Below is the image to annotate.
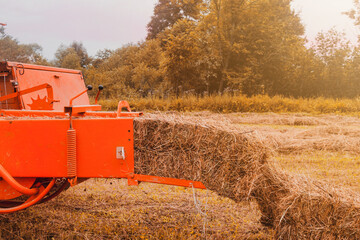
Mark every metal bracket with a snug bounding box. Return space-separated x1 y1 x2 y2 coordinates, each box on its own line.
116 147 125 159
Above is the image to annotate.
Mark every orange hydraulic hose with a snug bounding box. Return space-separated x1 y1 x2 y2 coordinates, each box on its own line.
39 181 69 204
0 164 38 195
0 178 55 213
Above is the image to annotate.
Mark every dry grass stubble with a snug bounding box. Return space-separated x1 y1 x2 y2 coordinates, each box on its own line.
0 179 269 239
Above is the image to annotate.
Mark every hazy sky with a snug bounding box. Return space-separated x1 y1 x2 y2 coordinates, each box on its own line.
0 0 358 60
292 0 358 43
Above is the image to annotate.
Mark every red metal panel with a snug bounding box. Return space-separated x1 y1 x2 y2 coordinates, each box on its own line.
74 118 134 178
0 119 68 177
15 68 89 110
0 118 134 178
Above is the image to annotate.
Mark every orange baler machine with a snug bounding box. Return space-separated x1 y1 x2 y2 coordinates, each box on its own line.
0 61 205 213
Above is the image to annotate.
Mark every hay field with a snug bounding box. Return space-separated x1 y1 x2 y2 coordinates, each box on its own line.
1 112 360 239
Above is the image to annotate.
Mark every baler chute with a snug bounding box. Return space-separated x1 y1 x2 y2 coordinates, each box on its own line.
0 61 205 213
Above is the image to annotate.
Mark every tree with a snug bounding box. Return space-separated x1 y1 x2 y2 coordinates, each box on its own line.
344 47 360 97
147 0 204 39
312 29 350 97
250 0 305 96
162 19 204 96
344 0 360 42
92 49 113 68
199 0 305 95
60 49 82 70
132 39 164 96
54 41 91 69
85 41 165 98
205 0 248 93
0 25 5 37
0 27 47 64
70 42 91 68
84 44 139 98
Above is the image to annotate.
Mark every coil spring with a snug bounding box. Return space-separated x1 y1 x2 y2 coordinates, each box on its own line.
67 129 76 177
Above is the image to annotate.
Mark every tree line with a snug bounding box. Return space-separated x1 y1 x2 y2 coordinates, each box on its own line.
2 0 360 99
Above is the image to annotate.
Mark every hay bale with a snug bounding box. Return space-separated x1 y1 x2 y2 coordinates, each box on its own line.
273 178 360 239
134 115 282 225
134 115 269 199
133 114 360 239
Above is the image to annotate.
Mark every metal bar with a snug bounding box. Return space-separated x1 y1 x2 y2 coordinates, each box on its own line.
64 105 102 115
0 109 67 117
3 74 8 108
130 174 206 189
0 109 142 118
0 83 54 103
69 89 88 106
5 61 81 74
